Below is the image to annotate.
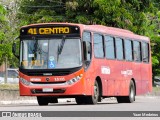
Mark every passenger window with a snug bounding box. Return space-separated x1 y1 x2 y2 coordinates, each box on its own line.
124 39 133 61
142 42 149 63
133 41 141 62
115 38 124 60
105 36 115 59
83 32 92 61
94 34 104 58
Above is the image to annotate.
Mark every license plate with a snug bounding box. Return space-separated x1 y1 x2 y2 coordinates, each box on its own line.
42 88 53 92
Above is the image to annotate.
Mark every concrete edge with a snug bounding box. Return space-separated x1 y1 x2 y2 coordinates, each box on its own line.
0 96 159 105
0 98 75 105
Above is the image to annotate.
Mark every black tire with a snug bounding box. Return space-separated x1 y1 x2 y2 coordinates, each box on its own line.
86 80 99 104
117 81 135 103
37 96 49 106
51 98 58 103
117 96 126 103
126 80 135 103
75 97 86 105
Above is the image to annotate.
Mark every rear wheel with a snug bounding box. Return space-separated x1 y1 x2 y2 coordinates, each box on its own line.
117 81 135 103
126 81 135 103
117 96 125 103
86 80 99 104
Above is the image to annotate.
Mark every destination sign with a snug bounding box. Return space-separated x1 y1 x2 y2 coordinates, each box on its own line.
28 27 70 34
20 25 80 35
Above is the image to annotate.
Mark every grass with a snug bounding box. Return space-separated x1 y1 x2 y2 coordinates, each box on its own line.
0 84 19 90
152 86 160 95
153 86 160 91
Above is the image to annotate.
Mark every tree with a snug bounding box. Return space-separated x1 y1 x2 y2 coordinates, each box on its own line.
0 4 6 42
0 4 11 83
0 4 11 66
146 11 160 79
17 0 160 82
0 0 20 68
17 0 66 24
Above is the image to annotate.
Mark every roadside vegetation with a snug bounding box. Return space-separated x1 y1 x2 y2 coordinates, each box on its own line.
0 0 160 83
152 86 160 95
0 84 19 90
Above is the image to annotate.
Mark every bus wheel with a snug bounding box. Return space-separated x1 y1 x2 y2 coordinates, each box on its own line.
126 80 135 103
116 96 125 103
117 81 135 103
86 80 99 104
51 97 58 103
75 97 86 105
37 96 49 106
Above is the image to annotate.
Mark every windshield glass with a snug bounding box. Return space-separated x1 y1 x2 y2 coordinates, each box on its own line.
20 38 82 69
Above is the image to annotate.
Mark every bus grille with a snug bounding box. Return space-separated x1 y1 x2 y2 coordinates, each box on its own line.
31 81 66 84
31 89 66 94
28 71 71 76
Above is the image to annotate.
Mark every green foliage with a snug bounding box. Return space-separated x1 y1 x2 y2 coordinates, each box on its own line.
0 3 18 67
0 43 12 64
144 11 160 77
0 0 159 76
17 0 66 25
0 4 6 22
0 4 9 65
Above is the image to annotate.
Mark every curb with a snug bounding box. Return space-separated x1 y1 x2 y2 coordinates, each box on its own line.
136 95 160 99
0 98 75 105
0 96 159 105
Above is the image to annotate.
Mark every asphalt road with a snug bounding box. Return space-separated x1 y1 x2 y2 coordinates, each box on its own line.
0 96 160 120
0 96 160 111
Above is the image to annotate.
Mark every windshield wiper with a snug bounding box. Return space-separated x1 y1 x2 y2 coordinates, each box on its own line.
58 36 66 55
57 36 66 61
32 39 43 60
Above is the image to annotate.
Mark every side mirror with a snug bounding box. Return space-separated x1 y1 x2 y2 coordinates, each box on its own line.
12 42 19 59
12 42 16 54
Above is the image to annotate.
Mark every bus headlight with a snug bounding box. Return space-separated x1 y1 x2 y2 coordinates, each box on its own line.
20 78 30 86
66 74 83 85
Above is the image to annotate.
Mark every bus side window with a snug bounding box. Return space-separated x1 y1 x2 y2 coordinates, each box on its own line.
115 38 124 60
82 32 92 67
133 41 141 62
93 33 104 58
105 36 115 59
124 39 133 61
142 42 149 63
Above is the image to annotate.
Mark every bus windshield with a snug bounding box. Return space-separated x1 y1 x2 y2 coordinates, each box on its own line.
20 38 82 69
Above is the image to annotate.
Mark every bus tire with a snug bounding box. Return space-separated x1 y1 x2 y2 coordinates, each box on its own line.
51 97 58 103
126 80 135 103
86 80 99 104
75 97 86 105
116 96 125 103
117 81 135 103
37 96 49 106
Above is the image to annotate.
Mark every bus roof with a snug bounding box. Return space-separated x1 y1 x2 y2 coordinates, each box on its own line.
83 25 149 42
21 23 150 42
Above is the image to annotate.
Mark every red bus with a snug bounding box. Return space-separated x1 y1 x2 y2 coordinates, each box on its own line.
12 23 152 105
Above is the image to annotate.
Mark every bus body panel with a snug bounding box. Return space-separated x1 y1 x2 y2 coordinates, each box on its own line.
132 62 142 95
93 59 131 97
19 68 94 96
17 23 152 102
141 63 152 94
